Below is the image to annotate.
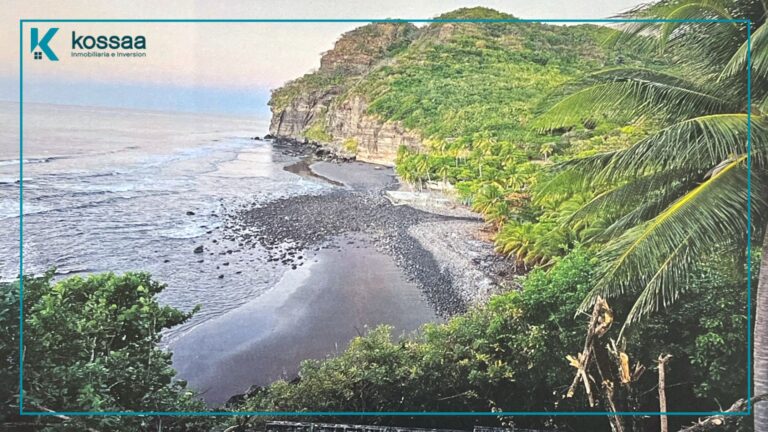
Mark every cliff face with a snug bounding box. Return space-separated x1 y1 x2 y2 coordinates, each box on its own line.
268 86 341 139
269 92 420 166
326 96 421 165
319 22 413 73
268 7 615 165
268 22 419 164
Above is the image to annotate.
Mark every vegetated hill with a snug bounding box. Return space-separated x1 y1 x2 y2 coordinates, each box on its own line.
267 7 633 165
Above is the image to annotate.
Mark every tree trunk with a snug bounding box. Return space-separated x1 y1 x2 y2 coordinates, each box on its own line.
658 354 672 432
756 233 768 432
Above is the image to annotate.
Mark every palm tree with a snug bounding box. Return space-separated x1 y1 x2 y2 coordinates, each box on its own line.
472 182 511 228
537 0 768 427
540 142 556 162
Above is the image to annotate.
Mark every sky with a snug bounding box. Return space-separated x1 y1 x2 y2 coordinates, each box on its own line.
1 0 645 117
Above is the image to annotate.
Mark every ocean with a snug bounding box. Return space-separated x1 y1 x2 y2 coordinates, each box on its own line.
1 102 438 404
0 102 330 338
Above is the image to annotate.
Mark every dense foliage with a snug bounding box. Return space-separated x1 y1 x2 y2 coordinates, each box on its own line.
258 5 759 430
535 0 766 325
4 4 761 431
532 1 767 428
269 8 669 266
231 249 752 431
365 11 661 265
358 22 610 145
0 272 216 431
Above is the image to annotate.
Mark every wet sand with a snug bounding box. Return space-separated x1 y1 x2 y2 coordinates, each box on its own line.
169 232 438 405
310 160 398 189
167 148 502 406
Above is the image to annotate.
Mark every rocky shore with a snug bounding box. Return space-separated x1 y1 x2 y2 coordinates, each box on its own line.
170 137 522 404
224 137 516 315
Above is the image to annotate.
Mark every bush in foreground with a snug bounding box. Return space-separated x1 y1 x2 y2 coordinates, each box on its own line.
235 249 750 431
0 253 750 431
0 271 216 431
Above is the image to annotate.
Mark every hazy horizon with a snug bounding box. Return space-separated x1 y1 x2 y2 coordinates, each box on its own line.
3 1 646 116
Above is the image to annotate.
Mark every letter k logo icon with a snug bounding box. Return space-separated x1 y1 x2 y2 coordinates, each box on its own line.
31 28 59 61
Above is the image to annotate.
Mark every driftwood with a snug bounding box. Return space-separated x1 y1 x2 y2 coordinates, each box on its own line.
678 393 768 432
566 297 614 406
566 297 645 432
566 299 765 432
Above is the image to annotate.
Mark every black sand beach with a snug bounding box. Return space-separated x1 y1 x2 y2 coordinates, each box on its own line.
168 232 437 405
169 141 511 405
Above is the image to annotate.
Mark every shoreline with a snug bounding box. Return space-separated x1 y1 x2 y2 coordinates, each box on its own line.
303 148 520 306
169 231 437 406
170 138 516 405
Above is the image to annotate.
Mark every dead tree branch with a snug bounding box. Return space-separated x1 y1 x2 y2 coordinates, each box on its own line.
678 393 768 432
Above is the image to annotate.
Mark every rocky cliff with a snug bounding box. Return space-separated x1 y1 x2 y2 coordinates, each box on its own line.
268 7 616 165
268 86 341 138
269 88 421 165
325 96 421 165
268 22 418 164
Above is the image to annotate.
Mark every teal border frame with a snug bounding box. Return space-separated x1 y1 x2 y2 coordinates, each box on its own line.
18 17 754 418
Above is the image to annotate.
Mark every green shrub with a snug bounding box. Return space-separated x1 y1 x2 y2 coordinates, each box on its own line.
0 272 215 431
342 138 359 154
304 120 333 143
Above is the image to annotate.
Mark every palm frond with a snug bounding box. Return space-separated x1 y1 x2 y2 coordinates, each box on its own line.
534 67 695 114
722 21 768 80
621 232 697 329
537 150 685 207
584 67 699 86
536 79 736 132
606 0 749 75
608 0 741 47
533 161 616 206
564 169 695 230
658 2 739 52
595 179 694 241
596 114 767 182
579 156 768 319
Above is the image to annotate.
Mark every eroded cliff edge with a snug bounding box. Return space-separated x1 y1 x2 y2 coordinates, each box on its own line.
268 22 420 165
267 7 612 165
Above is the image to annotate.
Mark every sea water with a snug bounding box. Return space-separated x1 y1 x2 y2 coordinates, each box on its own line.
1 102 440 404
0 102 330 339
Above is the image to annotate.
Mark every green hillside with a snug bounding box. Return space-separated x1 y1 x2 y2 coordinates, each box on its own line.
271 7 627 149
269 7 660 264
352 13 614 146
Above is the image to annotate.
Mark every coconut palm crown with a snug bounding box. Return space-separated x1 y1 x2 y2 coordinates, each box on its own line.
537 0 767 427
540 0 767 325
